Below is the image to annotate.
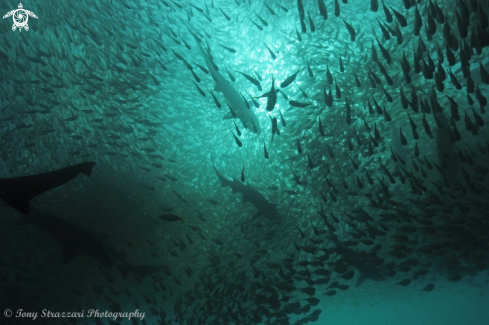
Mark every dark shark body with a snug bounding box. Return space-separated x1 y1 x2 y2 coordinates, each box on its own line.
197 42 261 134
213 164 281 221
25 206 164 279
27 206 114 265
0 162 96 214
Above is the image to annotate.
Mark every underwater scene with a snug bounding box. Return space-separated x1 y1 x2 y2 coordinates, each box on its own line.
1 0 489 324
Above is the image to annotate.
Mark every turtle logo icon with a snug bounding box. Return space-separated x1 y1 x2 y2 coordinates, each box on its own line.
3 3 38 32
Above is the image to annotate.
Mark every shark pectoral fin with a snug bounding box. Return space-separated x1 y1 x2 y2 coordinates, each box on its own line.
214 82 224 92
0 162 96 214
223 113 234 120
62 244 80 264
79 162 96 176
1 195 35 214
355 272 367 287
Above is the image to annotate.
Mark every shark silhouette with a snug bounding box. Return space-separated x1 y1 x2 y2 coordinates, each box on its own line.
0 162 96 214
23 206 164 279
212 163 281 221
197 42 261 134
1 161 164 278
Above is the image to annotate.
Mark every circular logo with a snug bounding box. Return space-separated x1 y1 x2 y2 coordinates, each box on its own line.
13 9 27 26
4 309 12 317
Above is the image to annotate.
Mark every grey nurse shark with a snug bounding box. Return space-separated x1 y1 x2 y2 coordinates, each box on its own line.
0 162 164 278
213 162 281 221
197 42 261 134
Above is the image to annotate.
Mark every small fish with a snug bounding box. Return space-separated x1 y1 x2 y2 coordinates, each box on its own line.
263 43 277 60
266 76 277 111
255 13 268 26
218 7 231 20
390 6 407 27
399 127 407 146
334 0 340 16
190 70 200 82
295 27 302 42
206 199 218 205
295 226 305 239
308 11 316 32
238 71 262 90
225 67 235 82
421 284 435 292
172 190 187 203
289 100 311 108
218 43 236 53
270 116 280 140
278 110 286 127
195 63 209 74
371 0 378 12
275 3 288 12
253 70 263 81
296 138 303 154
318 0 328 18
381 0 392 22
193 81 206 97
298 85 308 98
278 89 288 100
226 101 237 118
264 2 276 15
196 210 207 222
159 214 184 223
281 69 300 88
245 90 260 108
341 19 356 41
241 166 245 182
234 121 241 136
396 279 411 286
250 19 263 31
375 36 392 63
318 117 325 136
210 91 221 108
306 60 314 78
231 131 242 147
307 152 314 169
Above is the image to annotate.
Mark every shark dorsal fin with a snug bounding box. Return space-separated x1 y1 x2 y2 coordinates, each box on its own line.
0 162 96 214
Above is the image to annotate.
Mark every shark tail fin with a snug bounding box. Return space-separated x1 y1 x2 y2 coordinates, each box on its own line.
79 162 96 176
4 196 34 215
